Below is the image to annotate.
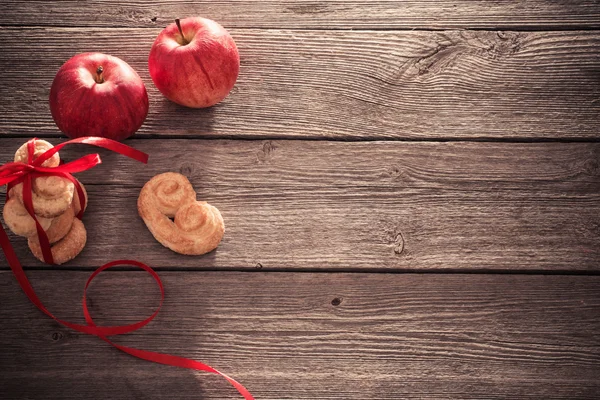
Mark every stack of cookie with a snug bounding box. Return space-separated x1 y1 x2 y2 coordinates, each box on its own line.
2 140 88 264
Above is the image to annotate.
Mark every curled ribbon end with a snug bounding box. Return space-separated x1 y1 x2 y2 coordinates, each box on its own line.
61 137 149 164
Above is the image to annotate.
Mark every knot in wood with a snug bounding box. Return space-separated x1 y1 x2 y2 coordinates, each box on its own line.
583 158 599 176
394 231 405 255
178 163 194 178
257 141 276 163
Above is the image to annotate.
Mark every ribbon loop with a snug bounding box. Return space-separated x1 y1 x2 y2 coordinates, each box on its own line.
32 136 149 166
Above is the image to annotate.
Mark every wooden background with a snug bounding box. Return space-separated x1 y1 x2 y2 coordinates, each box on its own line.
1 1 599 399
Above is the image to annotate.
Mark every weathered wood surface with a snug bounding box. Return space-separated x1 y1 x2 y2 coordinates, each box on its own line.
1 271 599 399
1 28 599 140
1 139 598 271
1 1 600 30
0 1 598 399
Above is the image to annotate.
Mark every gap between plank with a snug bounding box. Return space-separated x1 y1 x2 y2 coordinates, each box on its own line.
1 24 600 32
3 265 600 276
3 133 600 144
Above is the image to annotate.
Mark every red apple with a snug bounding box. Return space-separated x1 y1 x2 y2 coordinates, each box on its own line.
49 52 149 141
148 17 239 108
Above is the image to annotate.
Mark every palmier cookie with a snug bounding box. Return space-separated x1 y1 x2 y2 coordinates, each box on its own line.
138 172 224 255
12 175 75 218
29 218 87 265
14 139 60 167
3 197 53 237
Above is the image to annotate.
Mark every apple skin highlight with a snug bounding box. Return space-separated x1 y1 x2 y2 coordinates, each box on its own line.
49 53 149 141
148 17 240 108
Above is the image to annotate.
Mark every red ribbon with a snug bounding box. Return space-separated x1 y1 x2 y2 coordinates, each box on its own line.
0 138 254 399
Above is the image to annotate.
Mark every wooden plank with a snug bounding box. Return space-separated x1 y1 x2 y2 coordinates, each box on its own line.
1 138 599 272
1 28 599 140
1 1 600 30
0 271 599 399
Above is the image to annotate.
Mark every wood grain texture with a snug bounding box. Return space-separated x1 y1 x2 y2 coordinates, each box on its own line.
1 138 599 271
1 271 599 399
1 28 599 140
1 0 599 30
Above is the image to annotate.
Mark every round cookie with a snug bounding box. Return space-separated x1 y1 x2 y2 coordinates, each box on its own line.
29 218 87 265
14 139 60 167
12 176 75 218
3 197 53 237
72 179 88 215
29 206 75 244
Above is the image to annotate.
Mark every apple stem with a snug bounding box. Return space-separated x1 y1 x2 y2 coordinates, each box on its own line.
95 66 104 84
175 18 189 45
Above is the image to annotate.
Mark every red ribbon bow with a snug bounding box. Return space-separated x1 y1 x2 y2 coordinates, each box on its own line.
1 137 149 264
0 137 254 400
